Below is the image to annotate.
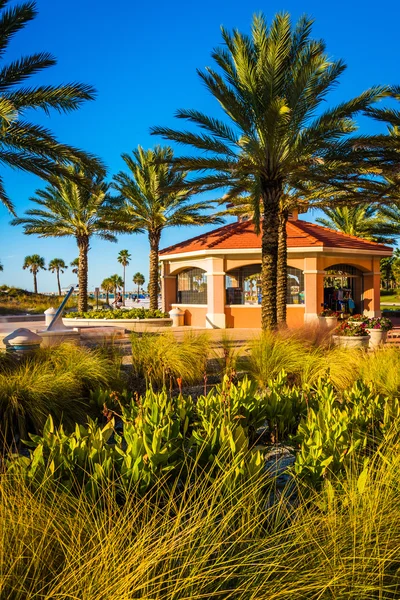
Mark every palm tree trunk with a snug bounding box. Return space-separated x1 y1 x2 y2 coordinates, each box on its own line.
261 181 282 330
33 271 38 294
149 231 160 311
277 209 289 327
77 235 89 312
56 269 61 296
137 283 140 298
106 290 109 303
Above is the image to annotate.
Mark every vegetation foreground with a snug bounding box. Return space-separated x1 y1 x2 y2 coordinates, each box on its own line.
1 333 400 598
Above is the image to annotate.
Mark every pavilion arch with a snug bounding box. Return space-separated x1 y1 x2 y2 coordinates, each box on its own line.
176 267 208 305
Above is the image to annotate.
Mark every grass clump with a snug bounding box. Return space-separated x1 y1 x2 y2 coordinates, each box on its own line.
0 343 122 445
0 285 79 315
65 307 168 319
130 330 209 388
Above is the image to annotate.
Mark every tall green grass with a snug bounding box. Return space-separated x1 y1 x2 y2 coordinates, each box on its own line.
2 433 400 599
130 330 210 388
0 343 122 444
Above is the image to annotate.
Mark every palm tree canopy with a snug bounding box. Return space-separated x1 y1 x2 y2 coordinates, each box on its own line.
109 274 123 288
23 254 45 272
117 249 131 267
11 168 120 242
151 13 388 218
101 277 114 292
112 145 222 236
0 0 104 213
48 258 67 272
316 205 394 243
133 272 145 286
70 257 79 274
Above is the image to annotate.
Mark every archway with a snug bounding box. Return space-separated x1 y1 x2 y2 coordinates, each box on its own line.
323 264 364 314
177 267 207 304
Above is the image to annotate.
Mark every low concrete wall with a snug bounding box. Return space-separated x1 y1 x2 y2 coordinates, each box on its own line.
63 317 172 331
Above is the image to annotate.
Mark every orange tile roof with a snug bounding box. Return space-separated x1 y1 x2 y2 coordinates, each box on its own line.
160 219 393 255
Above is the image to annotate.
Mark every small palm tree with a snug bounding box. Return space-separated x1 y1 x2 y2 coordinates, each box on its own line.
112 146 221 310
152 13 386 329
117 249 131 304
23 254 45 293
70 258 79 275
101 277 114 304
48 258 68 295
0 0 103 214
12 169 120 311
133 272 145 298
109 274 124 299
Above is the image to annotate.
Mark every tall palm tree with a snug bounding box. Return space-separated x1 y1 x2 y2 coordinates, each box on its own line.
112 146 221 310
101 277 114 304
12 169 120 311
70 258 79 275
48 258 67 295
109 274 123 300
133 272 145 299
0 0 104 214
152 13 386 329
117 249 131 304
23 254 45 293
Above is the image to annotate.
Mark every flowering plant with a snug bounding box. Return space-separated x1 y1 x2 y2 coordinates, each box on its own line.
319 308 339 317
334 321 369 337
348 314 369 324
368 317 393 332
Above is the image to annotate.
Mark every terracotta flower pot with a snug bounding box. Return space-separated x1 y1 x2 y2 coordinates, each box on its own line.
332 335 370 349
318 316 338 329
366 329 387 349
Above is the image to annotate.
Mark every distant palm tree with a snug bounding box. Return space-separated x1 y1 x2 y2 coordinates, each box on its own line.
48 258 68 295
0 0 103 214
12 169 120 311
152 13 386 328
117 249 131 304
133 272 145 299
0 261 3 271
101 277 114 304
23 254 45 293
109 274 124 299
70 258 79 275
112 146 221 310
316 205 393 242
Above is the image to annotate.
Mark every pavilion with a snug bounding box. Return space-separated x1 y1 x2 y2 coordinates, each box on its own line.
159 214 392 329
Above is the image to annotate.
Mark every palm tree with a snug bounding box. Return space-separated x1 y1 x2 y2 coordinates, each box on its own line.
315 205 393 242
101 277 114 304
12 169 120 311
112 146 221 310
152 13 386 329
117 249 131 304
23 254 45 293
0 0 104 214
109 274 123 299
70 258 79 275
133 272 145 299
48 258 68 295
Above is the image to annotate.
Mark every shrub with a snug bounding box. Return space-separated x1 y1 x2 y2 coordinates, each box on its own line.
334 321 369 336
130 330 209 388
65 307 168 319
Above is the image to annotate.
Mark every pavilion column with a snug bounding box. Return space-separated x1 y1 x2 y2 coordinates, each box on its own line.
205 257 226 329
363 260 381 317
160 261 177 313
303 257 325 323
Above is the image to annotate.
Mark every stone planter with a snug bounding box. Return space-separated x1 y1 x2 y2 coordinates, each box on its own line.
366 328 388 349
332 335 370 349
318 316 338 329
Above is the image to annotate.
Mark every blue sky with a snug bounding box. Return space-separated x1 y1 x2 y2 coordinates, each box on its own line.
0 0 399 293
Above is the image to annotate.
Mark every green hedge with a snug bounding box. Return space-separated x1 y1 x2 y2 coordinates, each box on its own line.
65 308 169 319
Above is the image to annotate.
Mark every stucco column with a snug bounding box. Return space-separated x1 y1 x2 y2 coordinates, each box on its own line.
303 257 325 323
363 260 381 317
205 257 226 329
160 261 177 313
